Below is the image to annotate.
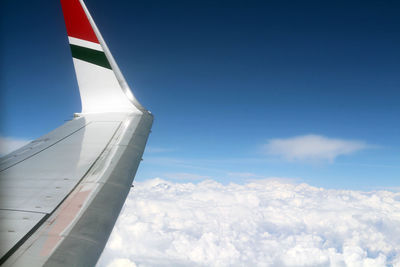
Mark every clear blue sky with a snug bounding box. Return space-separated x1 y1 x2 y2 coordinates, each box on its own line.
2 0 399 190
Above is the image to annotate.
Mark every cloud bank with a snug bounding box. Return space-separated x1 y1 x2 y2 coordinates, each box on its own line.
0 136 31 156
98 178 400 267
263 135 368 162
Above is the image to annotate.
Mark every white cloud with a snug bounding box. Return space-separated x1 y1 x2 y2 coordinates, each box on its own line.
98 178 400 267
263 134 369 162
106 258 137 267
0 136 31 156
164 172 211 181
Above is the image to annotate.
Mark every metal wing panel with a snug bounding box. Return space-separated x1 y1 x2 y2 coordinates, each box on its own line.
0 120 121 214
0 211 47 263
0 118 87 172
0 114 125 264
2 112 153 266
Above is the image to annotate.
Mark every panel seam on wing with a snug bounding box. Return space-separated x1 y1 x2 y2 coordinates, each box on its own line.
0 122 91 173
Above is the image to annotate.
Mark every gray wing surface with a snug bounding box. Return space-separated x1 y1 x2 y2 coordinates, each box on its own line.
1 113 152 266
1 0 154 265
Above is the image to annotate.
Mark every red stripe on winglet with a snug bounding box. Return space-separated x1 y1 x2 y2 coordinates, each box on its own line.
61 0 99 43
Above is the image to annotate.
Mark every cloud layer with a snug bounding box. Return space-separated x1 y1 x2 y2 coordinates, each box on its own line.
263 135 368 162
0 136 31 156
98 178 400 267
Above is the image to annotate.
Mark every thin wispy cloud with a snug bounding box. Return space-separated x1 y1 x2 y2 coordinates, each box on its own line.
227 172 299 183
227 172 267 179
0 136 31 157
263 134 369 162
98 178 400 266
146 146 175 154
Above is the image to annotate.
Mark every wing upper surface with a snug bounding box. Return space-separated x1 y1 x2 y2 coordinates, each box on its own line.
1 113 153 266
1 120 120 213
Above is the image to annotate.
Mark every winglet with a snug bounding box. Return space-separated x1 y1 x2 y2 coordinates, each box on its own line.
60 0 146 113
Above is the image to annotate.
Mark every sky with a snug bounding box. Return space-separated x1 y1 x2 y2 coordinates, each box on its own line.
2 0 400 266
2 0 399 190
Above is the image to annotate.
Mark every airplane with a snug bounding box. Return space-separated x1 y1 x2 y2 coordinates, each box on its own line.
0 0 153 266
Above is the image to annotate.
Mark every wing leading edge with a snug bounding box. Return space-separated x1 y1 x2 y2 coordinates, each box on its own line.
0 0 153 266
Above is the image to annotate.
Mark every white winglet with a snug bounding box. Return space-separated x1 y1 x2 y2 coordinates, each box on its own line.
61 0 145 113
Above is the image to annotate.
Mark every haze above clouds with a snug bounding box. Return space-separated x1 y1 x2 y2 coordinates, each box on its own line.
98 178 400 267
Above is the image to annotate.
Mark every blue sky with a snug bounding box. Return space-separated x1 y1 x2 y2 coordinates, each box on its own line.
2 0 399 190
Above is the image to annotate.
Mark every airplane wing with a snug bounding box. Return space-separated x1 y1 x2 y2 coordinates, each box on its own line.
0 0 153 266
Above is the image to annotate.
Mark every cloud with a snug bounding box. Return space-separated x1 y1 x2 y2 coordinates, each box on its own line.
227 172 268 179
106 258 137 267
263 134 369 162
164 172 211 181
0 136 31 156
97 178 400 266
227 172 299 184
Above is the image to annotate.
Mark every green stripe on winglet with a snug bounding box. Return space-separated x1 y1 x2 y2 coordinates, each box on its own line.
70 44 112 69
